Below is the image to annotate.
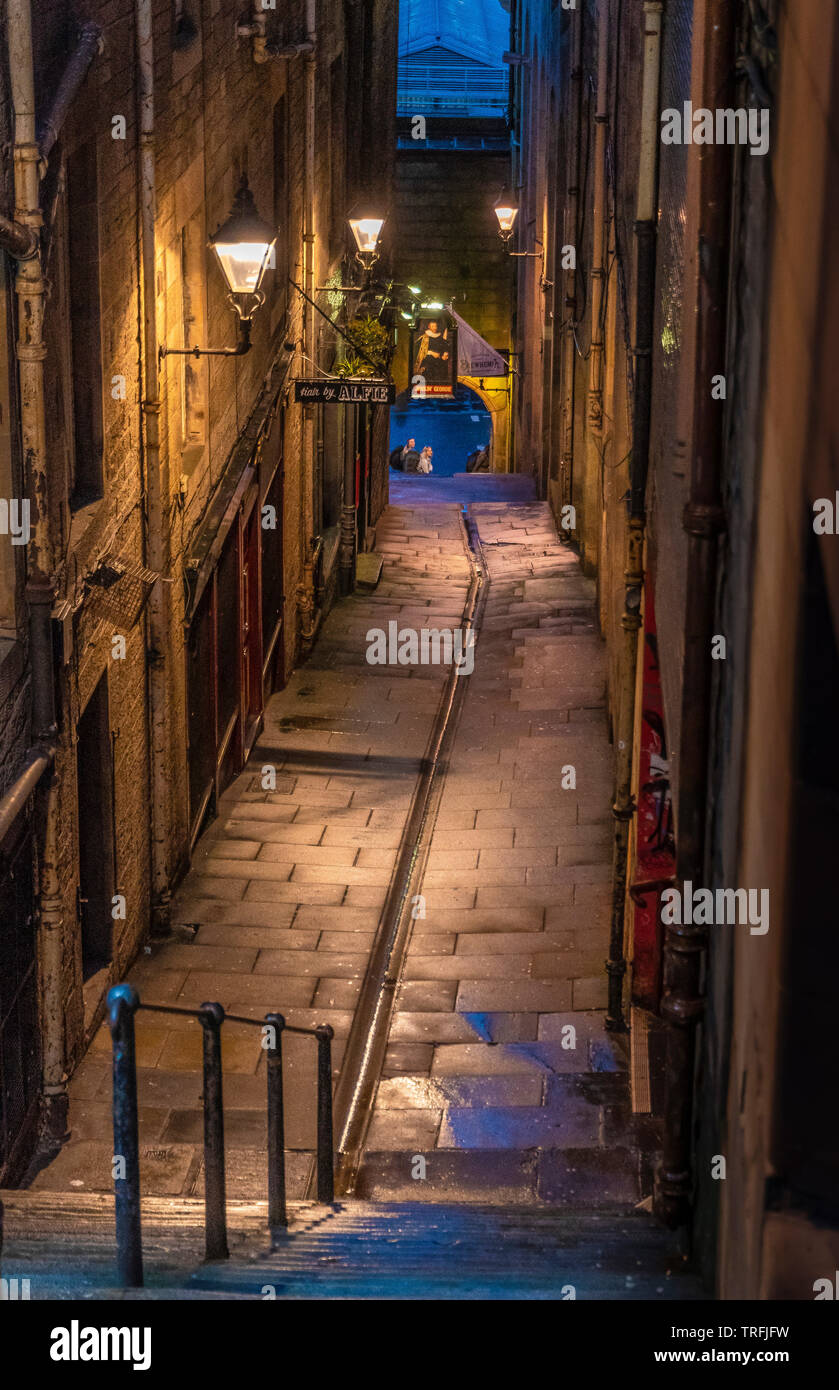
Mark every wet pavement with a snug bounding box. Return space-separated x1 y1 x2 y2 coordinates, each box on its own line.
32 500 472 1201
357 500 638 1204
31 475 646 1217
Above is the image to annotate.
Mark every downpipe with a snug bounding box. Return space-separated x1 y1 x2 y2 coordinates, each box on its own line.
7 0 66 1141
606 1 663 1031
298 0 321 649
37 21 102 163
339 404 357 595
136 0 172 936
586 2 609 446
236 5 313 63
560 1 583 530
657 0 734 1230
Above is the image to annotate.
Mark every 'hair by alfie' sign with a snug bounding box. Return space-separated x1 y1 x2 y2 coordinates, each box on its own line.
294 379 395 404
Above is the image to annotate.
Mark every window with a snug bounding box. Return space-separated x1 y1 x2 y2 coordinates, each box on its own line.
66 139 104 507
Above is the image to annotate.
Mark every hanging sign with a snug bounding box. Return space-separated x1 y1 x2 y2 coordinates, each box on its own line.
410 310 458 399
294 379 395 404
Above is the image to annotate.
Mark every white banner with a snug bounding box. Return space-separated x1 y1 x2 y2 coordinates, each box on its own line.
452 310 508 377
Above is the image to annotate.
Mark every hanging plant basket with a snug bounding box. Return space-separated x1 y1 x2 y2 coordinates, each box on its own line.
336 316 391 378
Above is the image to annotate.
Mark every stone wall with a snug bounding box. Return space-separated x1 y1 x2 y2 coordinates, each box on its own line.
7 0 396 1085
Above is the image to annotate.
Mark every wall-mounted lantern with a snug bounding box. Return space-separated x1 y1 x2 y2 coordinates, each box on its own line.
494 186 543 263
348 201 386 269
494 187 519 243
159 175 276 362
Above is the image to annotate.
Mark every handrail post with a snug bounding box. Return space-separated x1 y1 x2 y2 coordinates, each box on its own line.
107 983 143 1288
198 1001 229 1260
315 1024 335 1204
265 1011 287 1241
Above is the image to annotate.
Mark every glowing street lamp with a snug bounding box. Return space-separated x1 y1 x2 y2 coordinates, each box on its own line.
494 187 519 243
348 202 386 267
209 175 277 299
160 175 276 362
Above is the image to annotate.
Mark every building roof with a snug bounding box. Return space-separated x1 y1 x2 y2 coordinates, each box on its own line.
398 0 510 67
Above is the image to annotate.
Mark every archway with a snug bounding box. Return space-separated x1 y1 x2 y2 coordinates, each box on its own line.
458 374 511 471
389 382 495 477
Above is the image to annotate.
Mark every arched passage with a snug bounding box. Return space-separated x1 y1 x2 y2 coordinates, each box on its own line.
458 374 511 471
389 382 501 477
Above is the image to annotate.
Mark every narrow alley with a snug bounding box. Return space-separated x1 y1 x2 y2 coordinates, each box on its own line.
7 479 692 1299
0 0 837 1343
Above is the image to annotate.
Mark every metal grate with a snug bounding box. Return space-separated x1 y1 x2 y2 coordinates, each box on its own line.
85 557 160 629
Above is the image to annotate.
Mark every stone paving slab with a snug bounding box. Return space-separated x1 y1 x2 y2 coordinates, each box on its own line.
359 499 628 1206
36 504 472 1200
37 487 635 1215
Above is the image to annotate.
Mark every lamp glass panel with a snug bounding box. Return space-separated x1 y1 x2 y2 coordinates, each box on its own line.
494 206 518 234
213 240 275 294
349 217 384 254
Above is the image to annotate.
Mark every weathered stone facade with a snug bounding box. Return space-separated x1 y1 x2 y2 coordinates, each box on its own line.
0 0 397 1181
511 0 839 1300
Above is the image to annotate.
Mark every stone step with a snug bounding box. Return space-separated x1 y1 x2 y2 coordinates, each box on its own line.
0 1192 701 1299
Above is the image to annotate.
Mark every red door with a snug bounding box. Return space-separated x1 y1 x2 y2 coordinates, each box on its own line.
241 495 263 758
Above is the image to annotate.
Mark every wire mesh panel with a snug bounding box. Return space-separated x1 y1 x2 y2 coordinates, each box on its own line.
0 812 40 1183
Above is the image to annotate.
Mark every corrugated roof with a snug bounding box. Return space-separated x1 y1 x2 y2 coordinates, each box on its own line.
398 0 510 67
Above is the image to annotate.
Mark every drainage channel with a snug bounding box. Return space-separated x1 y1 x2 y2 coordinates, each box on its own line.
307 504 490 1199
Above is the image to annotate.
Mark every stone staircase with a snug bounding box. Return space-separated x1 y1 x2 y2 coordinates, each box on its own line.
0 1190 702 1300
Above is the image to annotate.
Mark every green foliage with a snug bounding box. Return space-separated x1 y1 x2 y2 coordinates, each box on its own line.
336 315 391 377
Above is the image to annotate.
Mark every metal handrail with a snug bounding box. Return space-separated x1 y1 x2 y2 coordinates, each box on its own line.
106 983 335 1288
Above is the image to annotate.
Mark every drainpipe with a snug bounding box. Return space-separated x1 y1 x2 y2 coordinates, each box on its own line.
37 21 103 163
235 5 268 63
0 750 53 840
0 213 37 260
585 0 609 570
298 0 319 650
657 0 734 1228
560 1 583 528
236 5 314 63
136 0 172 936
605 1 663 1032
7 0 66 1140
339 405 356 595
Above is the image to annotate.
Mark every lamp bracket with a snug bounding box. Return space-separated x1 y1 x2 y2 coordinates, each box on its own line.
227 289 265 321
159 316 253 364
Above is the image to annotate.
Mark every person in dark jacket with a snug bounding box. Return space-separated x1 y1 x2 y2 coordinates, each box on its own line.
466 444 490 472
390 437 417 471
